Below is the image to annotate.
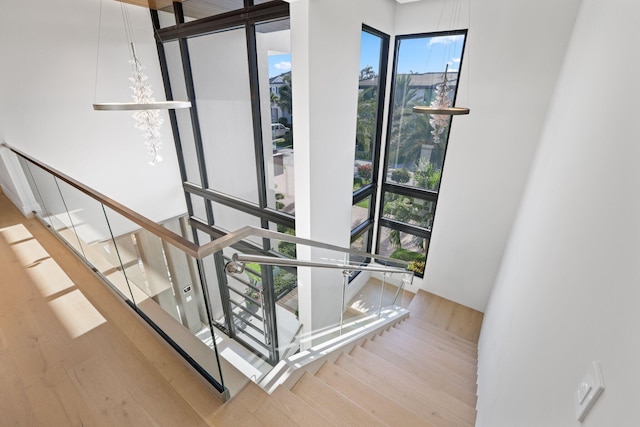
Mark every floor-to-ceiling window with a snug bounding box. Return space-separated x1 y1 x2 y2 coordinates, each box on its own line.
151 0 295 364
377 30 467 276
350 26 389 276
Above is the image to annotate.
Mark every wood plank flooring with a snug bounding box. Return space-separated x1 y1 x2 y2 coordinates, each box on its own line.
0 190 221 426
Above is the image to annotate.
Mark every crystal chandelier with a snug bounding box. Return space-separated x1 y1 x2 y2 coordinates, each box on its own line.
92 0 190 165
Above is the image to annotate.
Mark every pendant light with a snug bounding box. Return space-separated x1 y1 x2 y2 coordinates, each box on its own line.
93 0 190 164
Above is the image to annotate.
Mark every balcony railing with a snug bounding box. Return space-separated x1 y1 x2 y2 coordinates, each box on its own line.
3 142 413 400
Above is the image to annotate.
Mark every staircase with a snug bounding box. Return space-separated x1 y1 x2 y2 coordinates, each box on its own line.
212 290 482 426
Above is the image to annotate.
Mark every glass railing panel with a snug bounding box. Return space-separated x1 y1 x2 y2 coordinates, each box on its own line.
103 214 225 387
19 160 69 234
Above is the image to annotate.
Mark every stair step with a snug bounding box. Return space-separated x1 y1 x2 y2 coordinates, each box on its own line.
401 316 478 350
390 325 477 363
254 396 303 427
406 290 482 343
291 372 388 426
268 387 333 426
361 338 477 398
349 345 477 409
336 351 476 425
376 330 477 378
315 361 428 427
395 319 478 355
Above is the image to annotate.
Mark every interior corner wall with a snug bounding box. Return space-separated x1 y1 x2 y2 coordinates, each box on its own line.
0 0 186 222
392 0 581 311
289 0 395 333
477 0 640 425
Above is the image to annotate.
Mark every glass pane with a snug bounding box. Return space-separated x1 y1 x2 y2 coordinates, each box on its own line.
256 19 295 215
163 41 201 186
350 230 371 265
382 192 437 231
270 223 296 259
189 29 260 204
156 8 176 28
351 196 371 229
19 160 56 227
211 202 262 234
386 31 465 191
377 226 427 275
354 29 383 190
190 193 208 223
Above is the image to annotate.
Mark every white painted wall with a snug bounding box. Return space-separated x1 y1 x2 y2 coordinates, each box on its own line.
290 0 395 334
392 0 581 311
0 0 186 223
477 0 640 424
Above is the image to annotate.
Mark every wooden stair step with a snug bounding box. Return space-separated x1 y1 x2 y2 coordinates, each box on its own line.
349 345 477 409
315 361 428 427
254 397 303 427
268 387 334 426
400 317 478 350
291 372 388 426
390 325 477 363
406 290 483 343
374 332 477 381
395 320 478 356
335 353 477 427
361 338 477 396
379 328 477 373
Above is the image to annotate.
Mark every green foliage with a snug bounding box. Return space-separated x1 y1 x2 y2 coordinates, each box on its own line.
273 270 297 298
276 224 297 258
408 260 426 275
391 168 411 184
391 248 425 263
413 159 441 191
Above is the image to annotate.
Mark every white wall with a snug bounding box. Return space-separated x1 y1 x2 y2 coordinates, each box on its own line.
392 0 581 311
0 0 186 222
477 0 640 424
290 0 395 334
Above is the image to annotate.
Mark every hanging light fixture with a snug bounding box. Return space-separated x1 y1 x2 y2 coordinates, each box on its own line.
93 0 190 165
412 0 470 118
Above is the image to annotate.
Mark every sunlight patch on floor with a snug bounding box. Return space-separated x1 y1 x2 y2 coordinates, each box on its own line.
48 289 106 339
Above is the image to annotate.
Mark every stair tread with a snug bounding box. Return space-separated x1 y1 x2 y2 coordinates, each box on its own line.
269 387 334 426
395 320 478 354
255 397 303 427
213 398 267 427
390 325 477 362
349 345 477 408
406 291 482 343
315 361 428 427
376 331 477 378
335 352 475 426
402 316 479 349
361 338 478 398
291 372 388 426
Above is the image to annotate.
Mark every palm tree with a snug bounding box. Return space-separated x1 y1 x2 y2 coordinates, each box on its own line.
277 73 292 118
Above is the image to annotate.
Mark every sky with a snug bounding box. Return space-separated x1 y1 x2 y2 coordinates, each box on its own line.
360 32 465 76
268 54 291 78
268 32 464 78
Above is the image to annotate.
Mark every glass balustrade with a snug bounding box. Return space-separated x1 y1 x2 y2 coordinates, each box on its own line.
8 144 413 398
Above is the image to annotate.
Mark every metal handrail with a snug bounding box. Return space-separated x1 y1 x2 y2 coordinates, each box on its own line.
3 142 410 270
230 253 409 275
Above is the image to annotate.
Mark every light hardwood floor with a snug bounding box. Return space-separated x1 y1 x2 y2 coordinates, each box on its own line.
0 190 222 426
